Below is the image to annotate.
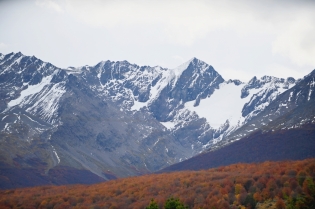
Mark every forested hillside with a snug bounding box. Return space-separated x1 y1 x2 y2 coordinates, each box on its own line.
0 159 314 209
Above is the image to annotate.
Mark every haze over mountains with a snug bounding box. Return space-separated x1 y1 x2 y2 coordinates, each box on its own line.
0 52 314 188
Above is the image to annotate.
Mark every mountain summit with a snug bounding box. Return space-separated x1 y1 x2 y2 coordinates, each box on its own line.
0 52 313 189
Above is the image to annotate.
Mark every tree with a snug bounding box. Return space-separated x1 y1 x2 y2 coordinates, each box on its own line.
146 199 159 209
243 194 256 209
275 198 285 209
297 171 307 186
235 184 244 195
164 197 188 209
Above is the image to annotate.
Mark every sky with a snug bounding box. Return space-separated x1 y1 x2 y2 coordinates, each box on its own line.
0 0 315 81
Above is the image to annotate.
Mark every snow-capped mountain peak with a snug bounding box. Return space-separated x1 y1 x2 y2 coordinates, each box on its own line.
1 52 313 186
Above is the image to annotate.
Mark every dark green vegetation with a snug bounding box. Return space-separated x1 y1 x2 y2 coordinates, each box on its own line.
146 198 188 209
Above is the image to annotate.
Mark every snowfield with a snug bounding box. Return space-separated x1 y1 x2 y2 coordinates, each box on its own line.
185 82 254 129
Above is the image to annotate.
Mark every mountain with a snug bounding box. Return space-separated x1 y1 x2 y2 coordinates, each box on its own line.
0 52 191 188
160 70 315 172
211 69 315 149
0 51 313 188
159 123 315 173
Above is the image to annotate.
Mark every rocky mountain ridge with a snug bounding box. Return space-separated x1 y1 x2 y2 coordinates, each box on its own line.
0 51 313 188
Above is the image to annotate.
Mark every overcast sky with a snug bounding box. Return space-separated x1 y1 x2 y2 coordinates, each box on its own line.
1 0 315 81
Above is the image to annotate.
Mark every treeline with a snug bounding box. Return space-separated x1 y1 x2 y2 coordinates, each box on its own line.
0 158 314 209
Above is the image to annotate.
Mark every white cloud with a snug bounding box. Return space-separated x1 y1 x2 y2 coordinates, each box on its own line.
1 0 314 79
219 68 254 82
265 63 309 80
172 55 185 63
272 14 315 67
0 42 7 49
33 0 315 63
62 0 256 45
36 0 64 13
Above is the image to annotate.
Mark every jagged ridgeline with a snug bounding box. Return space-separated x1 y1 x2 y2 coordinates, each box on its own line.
0 52 315 188
0 159 314 209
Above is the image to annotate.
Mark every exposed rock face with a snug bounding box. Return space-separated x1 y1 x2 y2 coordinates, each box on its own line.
2 51 314 188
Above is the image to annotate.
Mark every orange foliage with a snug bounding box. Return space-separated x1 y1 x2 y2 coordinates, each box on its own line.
0 158 314 209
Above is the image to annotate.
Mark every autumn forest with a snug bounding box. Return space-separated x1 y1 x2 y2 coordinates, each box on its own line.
0 158 314 209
